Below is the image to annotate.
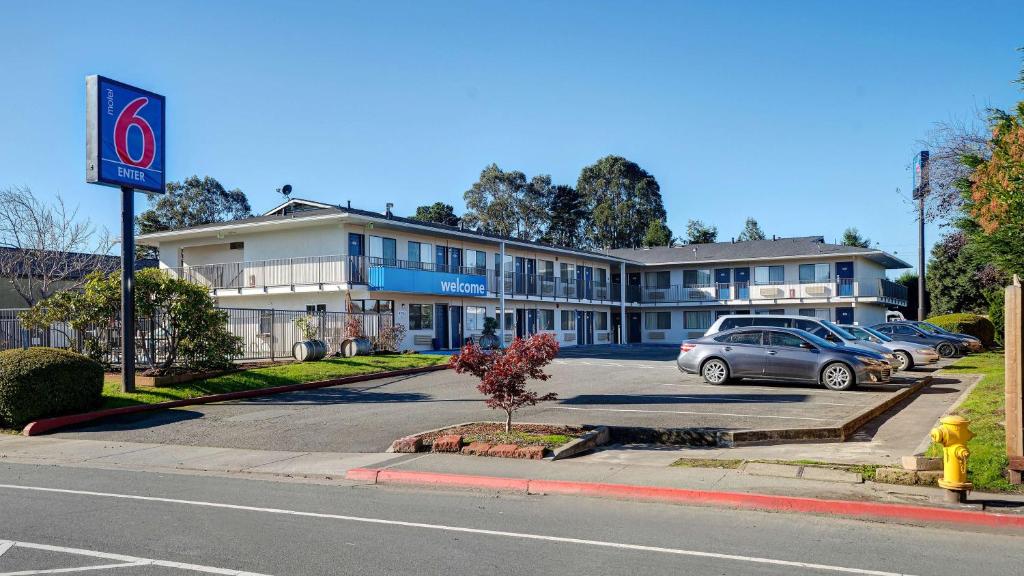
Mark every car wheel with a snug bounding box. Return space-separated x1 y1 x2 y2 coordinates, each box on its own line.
937 342 956 358
894 351 913 371
821 362 855 391
701 359 730 385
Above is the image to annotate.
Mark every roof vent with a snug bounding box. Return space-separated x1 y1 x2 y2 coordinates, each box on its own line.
385 203 394 218
347 200 351 209
772 235 777 241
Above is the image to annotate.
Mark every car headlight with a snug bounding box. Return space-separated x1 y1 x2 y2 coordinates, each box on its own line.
855 355 879 365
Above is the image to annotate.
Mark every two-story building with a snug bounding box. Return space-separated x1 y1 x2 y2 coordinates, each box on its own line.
137 198 910 351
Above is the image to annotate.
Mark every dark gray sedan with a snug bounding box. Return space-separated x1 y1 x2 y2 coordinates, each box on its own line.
870 322 966 357
677 327 892 391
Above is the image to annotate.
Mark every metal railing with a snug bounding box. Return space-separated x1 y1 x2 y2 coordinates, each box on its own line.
0 307 392 366
616 279 907 305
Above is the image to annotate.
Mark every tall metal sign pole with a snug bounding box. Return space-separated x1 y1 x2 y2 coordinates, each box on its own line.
913 150 929 321
86 76 166 392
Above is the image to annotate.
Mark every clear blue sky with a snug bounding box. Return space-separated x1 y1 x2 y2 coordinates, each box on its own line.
2 1 1022 271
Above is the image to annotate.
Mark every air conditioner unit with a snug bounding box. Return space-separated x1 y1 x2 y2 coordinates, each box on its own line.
759 287 780 298
805 285 827 296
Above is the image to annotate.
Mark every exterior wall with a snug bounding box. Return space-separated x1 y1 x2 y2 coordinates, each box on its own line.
212 291 347 312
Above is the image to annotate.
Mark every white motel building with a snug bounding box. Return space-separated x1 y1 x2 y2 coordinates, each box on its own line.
138 198 911 351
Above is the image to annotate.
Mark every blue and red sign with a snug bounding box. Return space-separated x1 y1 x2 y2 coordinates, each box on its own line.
86 76 165 193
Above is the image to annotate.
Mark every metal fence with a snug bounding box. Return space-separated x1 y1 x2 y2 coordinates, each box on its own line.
0 307 393 366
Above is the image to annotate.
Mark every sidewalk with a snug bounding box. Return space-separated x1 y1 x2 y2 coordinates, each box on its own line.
2 433 1022 515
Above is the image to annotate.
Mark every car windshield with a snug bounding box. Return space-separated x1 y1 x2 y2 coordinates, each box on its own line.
797 330 835 348
921 322 950 335
844 326 886 342
860 326 893 342
820 320 858 341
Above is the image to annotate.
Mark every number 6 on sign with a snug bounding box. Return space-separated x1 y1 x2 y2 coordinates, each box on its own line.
114 98 156 169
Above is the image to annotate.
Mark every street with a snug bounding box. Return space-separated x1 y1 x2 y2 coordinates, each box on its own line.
0 462 1020 575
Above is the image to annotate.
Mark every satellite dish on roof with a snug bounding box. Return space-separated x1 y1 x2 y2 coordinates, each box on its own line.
277 184 292 197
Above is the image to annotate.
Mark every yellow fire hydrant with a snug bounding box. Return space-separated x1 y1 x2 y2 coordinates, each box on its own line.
929 415 973 503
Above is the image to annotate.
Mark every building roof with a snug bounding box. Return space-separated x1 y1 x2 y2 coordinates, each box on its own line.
603 236 912 269
137 199 627 263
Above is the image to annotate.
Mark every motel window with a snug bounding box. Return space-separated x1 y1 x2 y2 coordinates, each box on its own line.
560 263 575 280
682 269 711 287
799 263 830 284
409 304 432 330
369 236 397 265
645 271 671 289
350 299 395 317
259 311 273 335
464 250 487 274
465 306 486 331
595 311 608 331
684 310 714 330
538 309 555 330
754 265 785 285
540 260 555 279
408 241 432 268
645 312 671 330
504 311 515 331
798 308 831 320
305 304 326 313
595 268 607 286
560 310 576 331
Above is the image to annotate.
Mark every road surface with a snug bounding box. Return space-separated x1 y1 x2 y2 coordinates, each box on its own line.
0 462 1019 575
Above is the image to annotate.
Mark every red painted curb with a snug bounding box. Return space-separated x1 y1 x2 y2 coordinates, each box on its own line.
347 468 1024 530
375 469 530 492
22 364 449 436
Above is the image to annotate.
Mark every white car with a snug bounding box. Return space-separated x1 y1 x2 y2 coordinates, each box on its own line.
840 324 940 371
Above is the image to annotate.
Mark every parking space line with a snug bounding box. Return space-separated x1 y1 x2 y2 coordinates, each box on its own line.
637 394 860 407
551 406 834 422
0 560 149 574
0 541 274 576
0 486 910 575
0 541 12 558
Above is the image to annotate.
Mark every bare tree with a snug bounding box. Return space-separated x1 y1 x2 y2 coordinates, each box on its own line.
914 111 990 223
0 187 117 306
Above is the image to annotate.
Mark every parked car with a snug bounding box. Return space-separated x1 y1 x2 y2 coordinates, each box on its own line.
870 321 965 358
912 321 984 353
677 326 892 391
839 324 940 371
705 314 900 370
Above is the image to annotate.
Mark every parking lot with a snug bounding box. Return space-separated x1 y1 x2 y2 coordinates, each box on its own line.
51 345 941 452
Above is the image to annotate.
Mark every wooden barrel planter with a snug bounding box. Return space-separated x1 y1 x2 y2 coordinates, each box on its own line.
292 339 328 362
477 333 500 350
340 337 372 357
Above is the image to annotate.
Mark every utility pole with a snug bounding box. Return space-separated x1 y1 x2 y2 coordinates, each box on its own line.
914 151 929 321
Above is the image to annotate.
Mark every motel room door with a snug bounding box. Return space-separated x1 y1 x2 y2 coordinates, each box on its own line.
449 306 464 349
434 304 449 349
627 312 642 343
347 233 364 284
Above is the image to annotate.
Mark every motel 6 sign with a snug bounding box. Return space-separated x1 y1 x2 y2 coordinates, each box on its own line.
86 75 165 193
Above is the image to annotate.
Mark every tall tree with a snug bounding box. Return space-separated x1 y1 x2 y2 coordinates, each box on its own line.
894 272 926 320
926 231 1003 315
840 227 871 248
684 219 718 244
576 155 667 249
642 219 673 247
0 187 116 306
410 202 460 227
462 164 549 241
541 185 586 248
737 217 766 241
960 101 1024 278
136 176 251 259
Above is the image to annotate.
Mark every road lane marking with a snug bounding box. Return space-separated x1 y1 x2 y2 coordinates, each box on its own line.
0 484 911 575
0 542 11 558
550 406 835 421
0 540 272 575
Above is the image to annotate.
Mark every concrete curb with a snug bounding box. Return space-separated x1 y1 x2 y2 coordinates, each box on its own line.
21 364 449 436
346 466 1024 530
550 426 609 460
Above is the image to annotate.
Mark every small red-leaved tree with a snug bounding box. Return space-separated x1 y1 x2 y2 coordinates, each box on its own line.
450 333 560 433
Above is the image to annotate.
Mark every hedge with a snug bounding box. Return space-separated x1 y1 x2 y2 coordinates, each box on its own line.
0 347 104 428
925 313 995 348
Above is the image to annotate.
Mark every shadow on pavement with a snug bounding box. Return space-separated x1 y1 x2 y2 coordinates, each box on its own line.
560 393 810 405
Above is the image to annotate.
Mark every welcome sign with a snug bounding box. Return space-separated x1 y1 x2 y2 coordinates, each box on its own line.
369 267 488 296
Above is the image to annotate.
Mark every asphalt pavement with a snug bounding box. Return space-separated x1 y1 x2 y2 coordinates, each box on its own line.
52 347 942 452
1 462 1022 575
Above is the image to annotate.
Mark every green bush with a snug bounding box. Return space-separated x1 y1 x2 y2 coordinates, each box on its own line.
0 348 104 428
926 313 995 348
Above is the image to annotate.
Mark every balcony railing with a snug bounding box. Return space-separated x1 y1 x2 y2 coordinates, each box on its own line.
618 279 907 305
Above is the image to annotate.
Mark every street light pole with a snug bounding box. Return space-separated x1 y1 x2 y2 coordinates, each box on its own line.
914 151 929 322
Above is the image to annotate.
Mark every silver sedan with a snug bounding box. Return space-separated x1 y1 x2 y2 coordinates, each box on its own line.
840 324 940 371
677 326 892 391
